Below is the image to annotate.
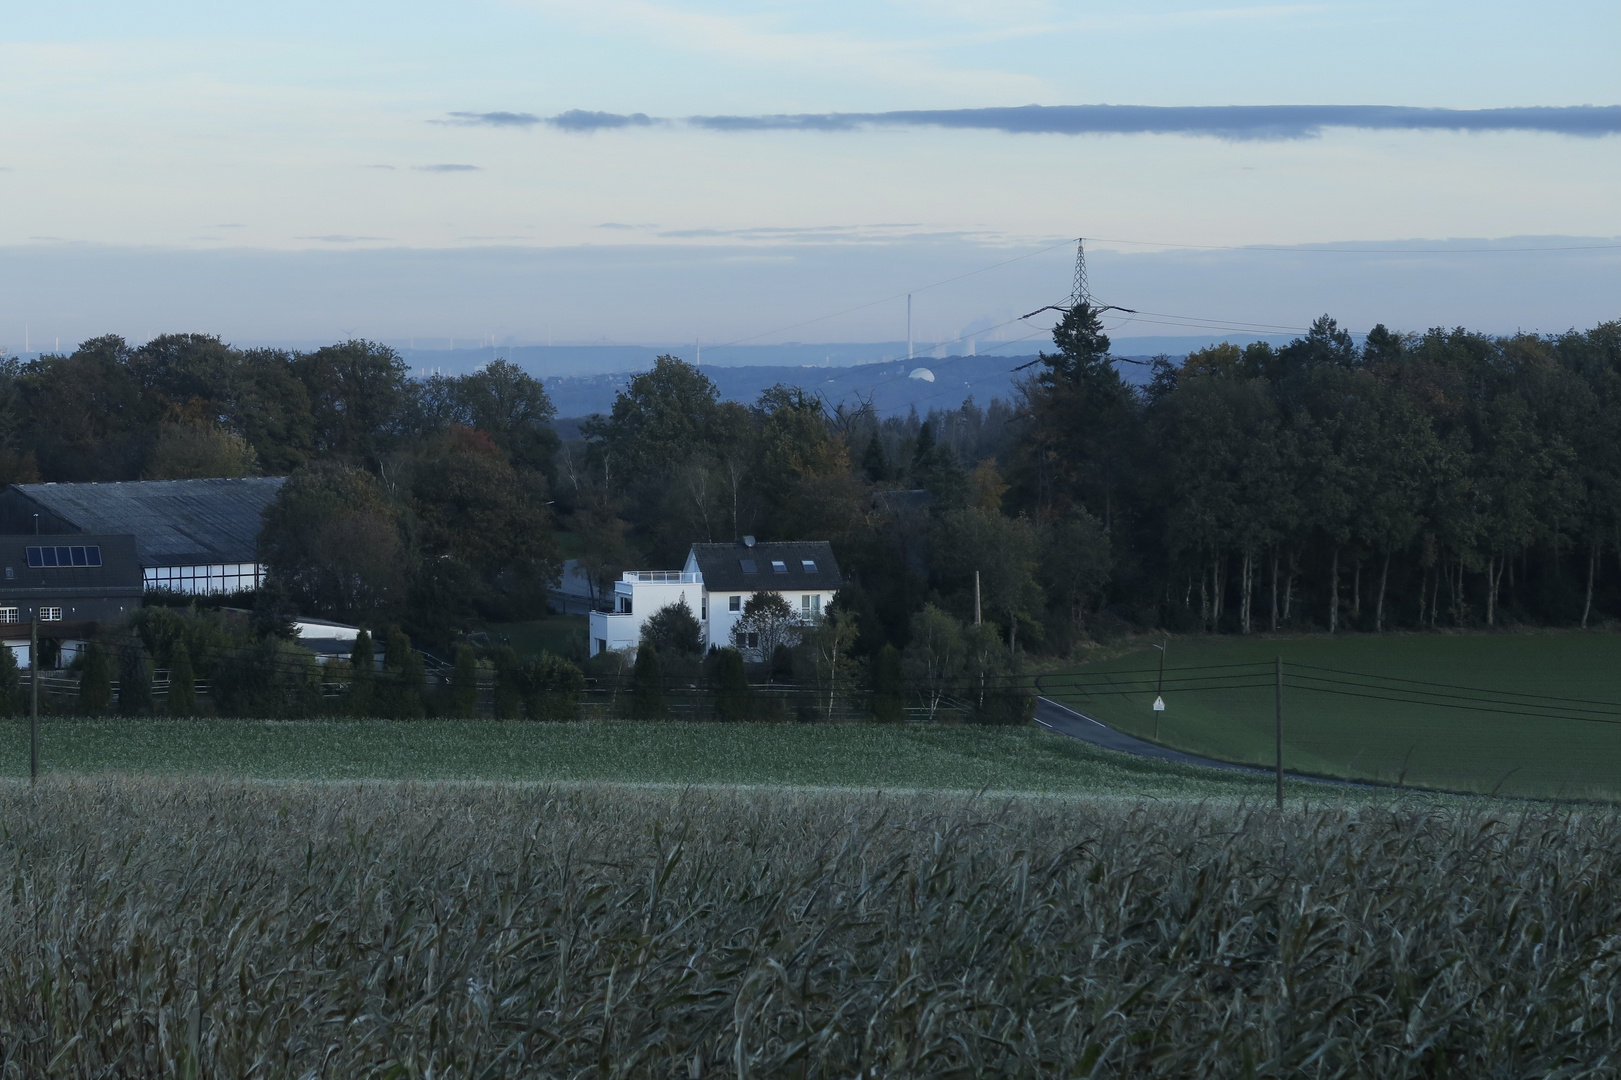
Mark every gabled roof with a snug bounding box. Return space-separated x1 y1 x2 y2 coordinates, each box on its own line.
6 477 286 566
688 541 841 594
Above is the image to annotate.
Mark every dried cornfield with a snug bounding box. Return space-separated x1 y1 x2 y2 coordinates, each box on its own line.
0 780 1615 1077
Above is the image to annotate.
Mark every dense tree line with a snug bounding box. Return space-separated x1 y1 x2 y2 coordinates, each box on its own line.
0 335 561 643
567 313 1620 668
4 315 1615 709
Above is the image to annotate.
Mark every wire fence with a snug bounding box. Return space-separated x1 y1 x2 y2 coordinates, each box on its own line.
17 644 1619 734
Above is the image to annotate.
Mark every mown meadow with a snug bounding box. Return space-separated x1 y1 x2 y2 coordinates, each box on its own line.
1 717 1292 798
0 779 1614 1077
1043 632 1621 800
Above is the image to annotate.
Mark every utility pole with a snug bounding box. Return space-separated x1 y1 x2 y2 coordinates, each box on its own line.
1151 640 1166 741
30 619 39 783
906 294 913 361
1274 656 1284 811
973 571 982 626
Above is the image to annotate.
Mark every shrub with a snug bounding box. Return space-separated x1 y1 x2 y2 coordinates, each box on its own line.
871 643 903 723
78 643 113 714
449 644 479 718
347 629 375 717
642 597 703 658
0 643 19 717
380 627 425 719
518 652 584 720
167 641 197 716
707 648 750 722
492 645 522 719
210 637 323 718
631 642 665 719
118 643 154 716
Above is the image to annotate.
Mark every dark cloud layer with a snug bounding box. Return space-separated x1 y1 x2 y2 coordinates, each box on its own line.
453 104 1618 140
443 109 656 131
695 104 1621 139
443 111 544 127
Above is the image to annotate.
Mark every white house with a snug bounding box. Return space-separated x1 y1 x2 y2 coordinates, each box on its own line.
589 539 841 658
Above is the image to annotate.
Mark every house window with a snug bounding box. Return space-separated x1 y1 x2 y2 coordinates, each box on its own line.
740 559 757 574
0 607 16 623
618 596 632 614
701 596 708 619
4 567 12 580
801 560 818 573
26 545 102 568
729 595 741 612
771 560 787 573
40 608 63 622
745 632 759 649
596 638 607 654
801 594 821 615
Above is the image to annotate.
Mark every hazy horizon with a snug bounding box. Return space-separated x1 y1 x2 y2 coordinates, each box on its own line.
3 234 1614 362
4 2 1616 348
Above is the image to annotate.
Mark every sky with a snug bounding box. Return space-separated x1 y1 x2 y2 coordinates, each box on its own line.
1 1 1617 359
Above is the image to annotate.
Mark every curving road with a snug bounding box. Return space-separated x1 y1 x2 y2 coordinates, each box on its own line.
1034 696 1274 776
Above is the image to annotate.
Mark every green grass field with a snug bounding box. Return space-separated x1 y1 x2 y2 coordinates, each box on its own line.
1042 632 1621 800
1 717 1343 800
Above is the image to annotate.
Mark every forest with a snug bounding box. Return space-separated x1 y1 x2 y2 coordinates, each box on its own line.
0 309 1616 694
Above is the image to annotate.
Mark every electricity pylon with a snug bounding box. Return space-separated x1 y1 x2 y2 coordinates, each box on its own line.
1069 238 1091 308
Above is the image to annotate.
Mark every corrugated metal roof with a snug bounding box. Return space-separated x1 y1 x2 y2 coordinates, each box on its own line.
689 541 840 594
10 477 286 566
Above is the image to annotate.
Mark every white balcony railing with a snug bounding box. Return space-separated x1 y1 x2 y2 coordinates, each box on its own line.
621 571 703 584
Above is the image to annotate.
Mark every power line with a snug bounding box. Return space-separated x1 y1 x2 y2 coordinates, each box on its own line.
1285 673 1618 720
1288 680 1621 726
692 233 1616 359
1289 662 1621 709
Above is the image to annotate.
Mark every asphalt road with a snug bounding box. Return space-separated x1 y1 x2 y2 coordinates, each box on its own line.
1034 696 1272 776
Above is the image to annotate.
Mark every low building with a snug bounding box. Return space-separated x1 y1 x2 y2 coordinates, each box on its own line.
292 616 369 664
0 477 285 594
589 539 840 659
0 534 143 668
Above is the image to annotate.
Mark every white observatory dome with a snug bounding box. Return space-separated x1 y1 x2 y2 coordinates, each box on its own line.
908 367 935 382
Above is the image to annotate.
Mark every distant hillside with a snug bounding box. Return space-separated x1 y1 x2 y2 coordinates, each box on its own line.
544 354 1164 420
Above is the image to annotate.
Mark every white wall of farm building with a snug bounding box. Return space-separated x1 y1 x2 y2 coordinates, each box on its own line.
144 563 266 594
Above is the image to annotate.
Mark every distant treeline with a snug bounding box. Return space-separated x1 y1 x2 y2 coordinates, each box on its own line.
2 313 1617 666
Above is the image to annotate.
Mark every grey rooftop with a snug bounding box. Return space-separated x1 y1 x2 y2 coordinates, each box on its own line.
2 477 287 566
688 540 840 594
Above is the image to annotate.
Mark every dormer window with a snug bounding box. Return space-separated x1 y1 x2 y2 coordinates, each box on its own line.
771 560 787 573
740 559 757 574
801 560 818 573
